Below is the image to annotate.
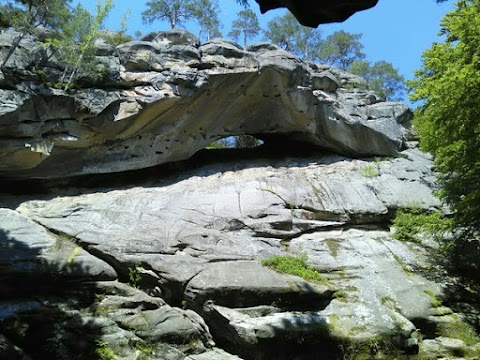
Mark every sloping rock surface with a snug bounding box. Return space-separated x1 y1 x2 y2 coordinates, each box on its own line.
0 29 411 179
2 146 478 359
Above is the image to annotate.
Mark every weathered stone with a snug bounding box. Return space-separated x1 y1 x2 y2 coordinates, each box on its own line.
0 333 29 360
0 208 117 298
310 71 339 92
0 29 413 179
185 261 332 310
142 29 200 47
254 0 379 27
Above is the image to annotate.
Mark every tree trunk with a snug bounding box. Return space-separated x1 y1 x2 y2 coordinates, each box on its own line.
1 33 25 70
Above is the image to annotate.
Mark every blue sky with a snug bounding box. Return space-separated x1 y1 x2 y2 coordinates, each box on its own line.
80 0 455 87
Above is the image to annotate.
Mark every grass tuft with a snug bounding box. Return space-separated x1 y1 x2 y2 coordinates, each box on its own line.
261 253 324 283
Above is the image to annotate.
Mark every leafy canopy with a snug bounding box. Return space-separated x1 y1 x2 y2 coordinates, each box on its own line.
350 60 406 101
409 0 480 235
318 30 365 71
187 0 221 41
0 0 71 31
263 12 322 61
142 0 193 29
228 8 260 46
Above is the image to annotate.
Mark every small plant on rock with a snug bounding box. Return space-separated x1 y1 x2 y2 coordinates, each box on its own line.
392 207 453 243
437 316 480 347
261 253 325 283
362 165 378 178
95 340 116 360
128 264 142 288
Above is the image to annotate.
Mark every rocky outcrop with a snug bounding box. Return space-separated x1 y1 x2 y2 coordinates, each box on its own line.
2 145 479 359
0 29 411 179
1 29 479 360
255 0 379 27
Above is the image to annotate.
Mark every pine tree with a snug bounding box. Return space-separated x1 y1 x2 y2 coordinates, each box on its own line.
228 9 260 47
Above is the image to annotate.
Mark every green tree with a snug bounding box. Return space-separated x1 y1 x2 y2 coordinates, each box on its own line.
142 0 193 29
318 30 365 70
102 10 133 46
349 60 406 101
0 0 71 69
58 0 113 89
263 12 322 61
228 8 260 46
409 0 480 235
188 0 221 41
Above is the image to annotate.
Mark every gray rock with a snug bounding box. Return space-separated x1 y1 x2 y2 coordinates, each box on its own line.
0 29 414 179
0 333 30 360
94 285 214 349
0 208 117 297
185 261 332 310
310 71 339 92
187 348 242 359
142 29 200 47
199 39 246 58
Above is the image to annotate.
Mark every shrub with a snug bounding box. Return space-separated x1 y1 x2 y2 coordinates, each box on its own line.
391 207 452 243
362 165 378 178
95 341 116 360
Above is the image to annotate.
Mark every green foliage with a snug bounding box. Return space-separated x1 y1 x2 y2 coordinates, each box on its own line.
391 207 453 243
53 0 113 89
95 340 116 360
136 342 154 360
205 138 228 149
102 11 133 45
261 253 325 283
317 30 365 70
362 165 378 178
187 0 221 41
0 0 71 69
361 165 378 178
228 8 260 46
349 60 406 101
142 0 193 29
332 290 347 300
424 289 443 308
408 0 480 237
234 135 259 148
437 316 480 346
0 0 71 31
263 12 322 61
128 264 142 288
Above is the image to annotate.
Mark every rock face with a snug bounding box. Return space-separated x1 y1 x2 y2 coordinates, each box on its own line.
1 29 479 360
254 0 379 27
2 145 479 359
0 29 411 179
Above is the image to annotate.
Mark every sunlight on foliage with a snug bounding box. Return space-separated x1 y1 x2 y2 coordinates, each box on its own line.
261 253 325 283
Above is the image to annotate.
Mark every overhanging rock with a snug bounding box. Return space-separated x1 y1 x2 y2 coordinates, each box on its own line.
0 30 412 179
254 0 379 27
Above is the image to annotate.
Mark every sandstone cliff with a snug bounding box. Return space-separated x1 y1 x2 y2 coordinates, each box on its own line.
1 29 479 360
0 29 411 179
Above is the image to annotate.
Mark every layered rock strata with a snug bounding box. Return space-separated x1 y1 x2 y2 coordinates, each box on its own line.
0 29 411 179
